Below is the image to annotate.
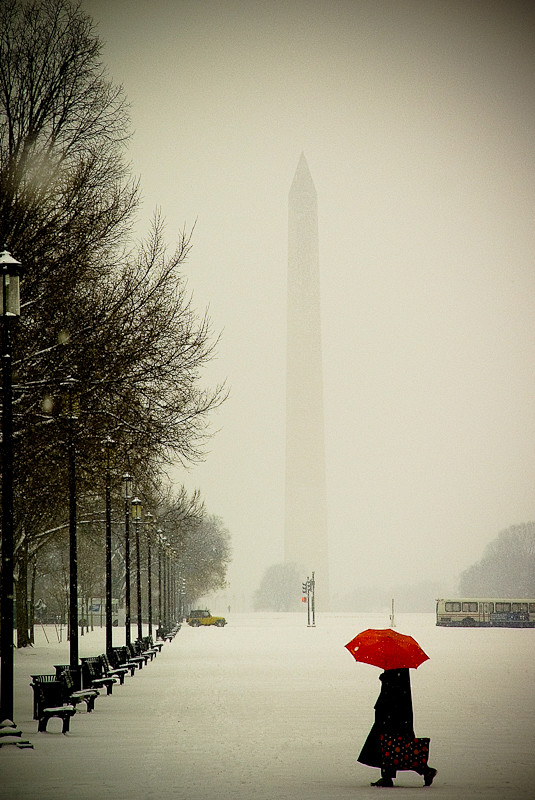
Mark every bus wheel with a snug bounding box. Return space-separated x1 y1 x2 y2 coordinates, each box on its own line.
461 617 476 626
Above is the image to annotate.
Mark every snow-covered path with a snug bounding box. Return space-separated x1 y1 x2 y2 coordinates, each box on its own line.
1 612 534 799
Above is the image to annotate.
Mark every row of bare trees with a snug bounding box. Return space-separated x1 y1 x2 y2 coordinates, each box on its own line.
0 0 229 645
459 523 535 598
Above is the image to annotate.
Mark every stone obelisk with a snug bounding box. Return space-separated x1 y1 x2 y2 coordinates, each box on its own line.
284 154 329 609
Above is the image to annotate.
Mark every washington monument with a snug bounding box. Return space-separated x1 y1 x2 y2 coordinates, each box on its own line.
284 154 330 608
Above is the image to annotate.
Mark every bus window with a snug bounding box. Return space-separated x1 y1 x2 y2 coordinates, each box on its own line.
530 603 535 613
462 602 478 613
445 602 461 612
496 602 511 612
512 603 528 613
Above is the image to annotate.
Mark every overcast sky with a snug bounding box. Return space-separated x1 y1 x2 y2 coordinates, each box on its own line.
84 0 535 606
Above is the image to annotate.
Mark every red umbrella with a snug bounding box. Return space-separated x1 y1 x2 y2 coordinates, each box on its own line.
345 628 429 671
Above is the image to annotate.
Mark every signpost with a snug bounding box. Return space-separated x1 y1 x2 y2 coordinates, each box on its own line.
301 572 316 627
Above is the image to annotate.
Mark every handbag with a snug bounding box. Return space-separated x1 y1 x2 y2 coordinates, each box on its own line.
380 733 430 772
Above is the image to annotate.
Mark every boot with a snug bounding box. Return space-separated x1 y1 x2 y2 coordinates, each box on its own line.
424 767 437 786
370 777 394 787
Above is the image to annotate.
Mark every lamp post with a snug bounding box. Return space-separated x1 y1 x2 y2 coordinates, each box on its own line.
122 474 133 646
161 536 168 629
60 376 80 675
103 436 114 656
180 577 186 622
157 528 163 636
167 545 175 625
131 497 143 641
0 246 22 723
145 512 154 638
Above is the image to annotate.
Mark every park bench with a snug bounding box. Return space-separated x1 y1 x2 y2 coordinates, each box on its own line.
56 666 100 712
125 642 149 668
157 624 180 642
138 637 158 660
99 653 129 684
141 634 159 654
0 719 33 748
111 646 140 675
30 675 77 734
81 657 118 695
32 669 99 720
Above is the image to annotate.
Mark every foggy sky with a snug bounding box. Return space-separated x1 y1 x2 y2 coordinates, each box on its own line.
84 0 535 605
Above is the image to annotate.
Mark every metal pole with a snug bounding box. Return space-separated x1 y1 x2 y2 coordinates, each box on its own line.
311 571 316 627
157 533 162 631
165 549 170 627
124 495 131 647
306 577 311 627
1 320 14 721
147 532 152 638
162 545 168 628
67 397 78 671
104 440 113 655
135 518 142 640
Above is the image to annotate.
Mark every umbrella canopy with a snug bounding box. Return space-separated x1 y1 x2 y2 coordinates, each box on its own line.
345 628 429 671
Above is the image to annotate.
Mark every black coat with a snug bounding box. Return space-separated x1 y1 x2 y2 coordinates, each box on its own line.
358 668 415 768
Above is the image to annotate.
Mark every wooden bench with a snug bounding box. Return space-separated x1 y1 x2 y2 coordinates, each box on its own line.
0 719 33 748
125 643 150 668
157 625 180 642
81 657 118 695
136 638 157 661
141 635 160 657
111 646 140 675
30 675 76 734
59 667 100 712
99 653 129 684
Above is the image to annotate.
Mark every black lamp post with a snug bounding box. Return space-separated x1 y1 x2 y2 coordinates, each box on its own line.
161 535 168 629
145 512 154 638
60 376 80 676
131 496 142 641
0 246 22 724
103 436 114 656
166 546 173 625
122 473 133 646
157 528 162 634
180 576 186 622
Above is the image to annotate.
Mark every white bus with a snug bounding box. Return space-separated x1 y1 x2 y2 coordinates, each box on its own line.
436 598 535 627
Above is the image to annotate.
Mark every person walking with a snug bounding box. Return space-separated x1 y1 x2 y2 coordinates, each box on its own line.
358 668 437 787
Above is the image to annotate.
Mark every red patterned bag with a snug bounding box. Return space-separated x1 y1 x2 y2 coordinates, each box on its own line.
380 733 430 772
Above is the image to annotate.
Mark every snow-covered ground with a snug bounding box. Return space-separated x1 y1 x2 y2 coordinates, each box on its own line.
1 611 534 799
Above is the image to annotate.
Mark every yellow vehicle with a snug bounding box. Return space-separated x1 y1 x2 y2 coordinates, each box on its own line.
187 609 227 627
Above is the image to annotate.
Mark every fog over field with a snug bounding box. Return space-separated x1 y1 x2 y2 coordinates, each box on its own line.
84 0 535 607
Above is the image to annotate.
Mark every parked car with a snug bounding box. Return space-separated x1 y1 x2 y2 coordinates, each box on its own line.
187 609 227 627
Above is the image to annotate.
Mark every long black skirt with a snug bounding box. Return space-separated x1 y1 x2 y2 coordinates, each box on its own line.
358 722 382 768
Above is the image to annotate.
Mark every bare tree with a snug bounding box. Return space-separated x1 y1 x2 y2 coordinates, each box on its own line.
0 1 227 645
459 523 535 597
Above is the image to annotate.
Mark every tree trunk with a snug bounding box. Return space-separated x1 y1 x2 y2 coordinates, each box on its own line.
15 550 31 648
29 557 37 644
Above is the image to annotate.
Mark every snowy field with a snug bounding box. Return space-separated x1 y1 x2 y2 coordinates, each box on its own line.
1 611 534 800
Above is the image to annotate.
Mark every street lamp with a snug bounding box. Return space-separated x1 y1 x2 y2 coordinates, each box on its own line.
157 528 163 636
180 577 186 622
122 474 133 646
161 535 169 629
103 436 114 656
60 376 80 677
145 512 154 638
0 246 22 724
131 496 143 641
